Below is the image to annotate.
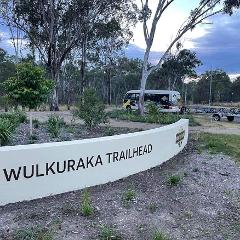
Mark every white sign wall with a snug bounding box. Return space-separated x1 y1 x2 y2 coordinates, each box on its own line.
0 119 188 206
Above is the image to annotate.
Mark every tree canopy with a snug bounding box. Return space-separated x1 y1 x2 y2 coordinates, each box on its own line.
2 62 54 109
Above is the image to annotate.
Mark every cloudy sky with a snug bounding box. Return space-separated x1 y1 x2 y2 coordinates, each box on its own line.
127 0 240 79
0 0 239 78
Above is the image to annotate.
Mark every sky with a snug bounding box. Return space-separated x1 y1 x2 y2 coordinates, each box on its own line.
126 0 240 80
0 0 239 79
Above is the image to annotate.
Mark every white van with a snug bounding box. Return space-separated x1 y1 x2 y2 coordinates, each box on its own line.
123 90 182 113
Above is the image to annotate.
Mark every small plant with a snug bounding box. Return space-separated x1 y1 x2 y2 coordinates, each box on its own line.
0 111 27 127
104 126 115 136
47 115 65 138
14 110 28 124
167 174 182 186
0 118 14 146
28 134 38 144
13 227 53 240
149 203 158 213
74 88 108 129
152 230 169 240
107 109 198 126
32 119 40 128
122 188 136 203
99 225 122 240
81 189 93 217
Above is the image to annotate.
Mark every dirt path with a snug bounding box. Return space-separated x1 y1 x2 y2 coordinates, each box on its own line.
26 111 240 135
0 141 239 240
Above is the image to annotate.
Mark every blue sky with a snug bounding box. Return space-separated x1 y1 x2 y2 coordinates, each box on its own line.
127 0 240 79
0 0 239 78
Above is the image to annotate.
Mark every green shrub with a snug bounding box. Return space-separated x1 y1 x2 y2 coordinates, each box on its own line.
99 225 122 240
47 115 65 138
152 231 169 240
108 109 199 126
3 62 54 110
167 174 182 186
13 227 53 240
0 111 27 126
0 118 13 146
81 189 93 217
74 88 108 129
122 188 136 202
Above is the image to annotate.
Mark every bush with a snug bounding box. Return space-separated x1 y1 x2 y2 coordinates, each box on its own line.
81 189 93 217
152 231 169 240
99 225 122 240
122 188 136 202
108 109 199 126
0 118 14 146
74 88 108 129
14 227 53 240
0 111 27 126
2 62 54 110
167 174 182 186
47 115 65 138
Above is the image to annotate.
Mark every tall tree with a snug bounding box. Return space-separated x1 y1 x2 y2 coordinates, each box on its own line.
194 70 232 103
0 0 137 110
138 0 240 114
159 49 202 90
231 76 240 102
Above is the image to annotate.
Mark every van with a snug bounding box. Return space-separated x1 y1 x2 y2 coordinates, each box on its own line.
123 90 182 113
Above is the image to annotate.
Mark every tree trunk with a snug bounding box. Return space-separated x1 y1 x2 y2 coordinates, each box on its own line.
107 68 112 105
50 69 60 111
80 38 87 94
139 49 150 115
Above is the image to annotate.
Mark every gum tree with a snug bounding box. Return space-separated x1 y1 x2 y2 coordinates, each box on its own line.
138 0 240 115
0 0 137 110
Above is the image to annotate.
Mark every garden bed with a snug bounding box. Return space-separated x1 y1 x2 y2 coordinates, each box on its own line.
0 135 239 240
8 123 141 147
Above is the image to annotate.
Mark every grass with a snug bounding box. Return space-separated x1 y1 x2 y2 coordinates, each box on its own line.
122 188 136 203
107 109 200 126
47 115 65 138
167 174 182 186
81 189 93 216
99 225 122 240
199 133 240 163
0 111 27 145
13 227 53 240
152 230 169 240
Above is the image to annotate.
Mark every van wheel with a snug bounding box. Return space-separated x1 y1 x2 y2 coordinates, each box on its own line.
212 114 220 121
227 116 234 122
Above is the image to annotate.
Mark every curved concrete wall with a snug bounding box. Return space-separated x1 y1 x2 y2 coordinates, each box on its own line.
0 119 188 206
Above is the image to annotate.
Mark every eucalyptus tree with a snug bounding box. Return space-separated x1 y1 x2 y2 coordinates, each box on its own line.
160 49 202 91
138 0 240 114
0 0 137 110
91 21 134 105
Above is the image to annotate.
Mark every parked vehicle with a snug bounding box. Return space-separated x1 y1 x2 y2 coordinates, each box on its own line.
123 90 182 113
212 108 240 122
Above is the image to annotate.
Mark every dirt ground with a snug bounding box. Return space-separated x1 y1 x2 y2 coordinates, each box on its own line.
0 137 240 240
26 111 240 135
